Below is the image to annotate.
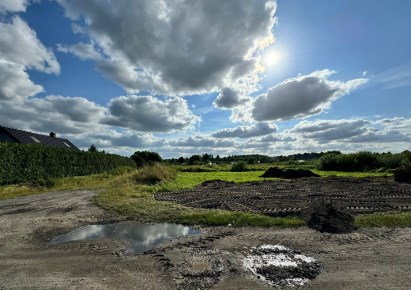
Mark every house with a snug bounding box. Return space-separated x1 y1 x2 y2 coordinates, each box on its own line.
0 126 79 150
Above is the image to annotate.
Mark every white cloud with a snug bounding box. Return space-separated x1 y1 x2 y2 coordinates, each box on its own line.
211 122 277 138
373 63 411 89
165 135 236 148
104 95 200 132
291 118 411 144
57 42 102 61
58 0 277 95
0 60 44 100
251 70 368 121
0 17 60 74
0 0 31 13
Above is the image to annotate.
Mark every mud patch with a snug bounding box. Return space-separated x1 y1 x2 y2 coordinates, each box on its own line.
50 222 201 255
243 245 321 287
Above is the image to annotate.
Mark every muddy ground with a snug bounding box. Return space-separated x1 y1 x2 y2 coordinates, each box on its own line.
1 189 410 289
156 177 411 216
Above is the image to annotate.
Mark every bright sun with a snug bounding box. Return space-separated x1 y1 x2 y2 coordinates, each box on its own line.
262 50 284 67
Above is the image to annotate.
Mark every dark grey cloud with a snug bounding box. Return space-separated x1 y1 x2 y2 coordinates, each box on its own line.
211 122 277 138
104 95 200 132
58 0 276 95
251 70 368 121
213 87 251 109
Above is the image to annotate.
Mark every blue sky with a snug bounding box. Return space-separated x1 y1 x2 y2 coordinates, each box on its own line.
0 0 410 158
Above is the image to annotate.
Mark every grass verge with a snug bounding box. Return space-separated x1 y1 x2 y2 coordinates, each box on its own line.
355 211 411 227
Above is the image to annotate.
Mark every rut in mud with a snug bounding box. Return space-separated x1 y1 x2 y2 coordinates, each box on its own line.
155 176 411 217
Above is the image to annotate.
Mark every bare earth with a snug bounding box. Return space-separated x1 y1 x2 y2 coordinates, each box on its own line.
0 190 410 289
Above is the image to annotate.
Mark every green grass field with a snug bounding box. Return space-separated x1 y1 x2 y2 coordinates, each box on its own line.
1 164 408 228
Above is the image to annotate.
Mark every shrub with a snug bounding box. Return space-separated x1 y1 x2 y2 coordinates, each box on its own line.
134 164 176 185
131 151 162 167
231 161 248 172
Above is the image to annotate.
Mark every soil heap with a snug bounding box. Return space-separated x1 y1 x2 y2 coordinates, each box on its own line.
260 167 320 179
304 201 356 233
394 167 411 183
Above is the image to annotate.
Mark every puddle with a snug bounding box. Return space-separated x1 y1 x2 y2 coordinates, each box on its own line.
243 245 321 287
50 222 201 255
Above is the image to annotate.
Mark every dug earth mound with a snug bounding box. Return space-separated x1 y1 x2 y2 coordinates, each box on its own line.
260 167 320 179
303 201 356 233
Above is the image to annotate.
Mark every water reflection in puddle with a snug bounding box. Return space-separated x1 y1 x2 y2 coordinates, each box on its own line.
50 222 201 255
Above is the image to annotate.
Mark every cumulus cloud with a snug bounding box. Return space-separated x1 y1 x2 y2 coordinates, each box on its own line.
58 0 277 95
0 60 44 100
213 87 252 109
211 122 277 138
0 17 60 74
251 70 368 121
104 95 200 132
0 95 106 134
292 119 370 143
0 0 31 13
0 16 59 102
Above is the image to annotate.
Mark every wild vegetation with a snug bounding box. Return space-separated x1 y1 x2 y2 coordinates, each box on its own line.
1 148 410 228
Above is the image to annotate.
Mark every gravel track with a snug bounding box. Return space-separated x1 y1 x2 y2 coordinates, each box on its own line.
1 187 410 289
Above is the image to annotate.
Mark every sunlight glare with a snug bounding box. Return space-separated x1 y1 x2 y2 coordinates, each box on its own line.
262 50 284 68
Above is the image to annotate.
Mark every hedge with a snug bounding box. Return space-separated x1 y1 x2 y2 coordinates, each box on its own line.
0 143 135 185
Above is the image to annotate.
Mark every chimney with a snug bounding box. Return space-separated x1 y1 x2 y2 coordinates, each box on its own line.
50 132 56 138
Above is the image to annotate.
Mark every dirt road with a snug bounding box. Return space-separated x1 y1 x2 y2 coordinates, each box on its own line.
1 190 410 289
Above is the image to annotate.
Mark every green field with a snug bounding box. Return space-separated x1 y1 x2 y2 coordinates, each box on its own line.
1 164 409 228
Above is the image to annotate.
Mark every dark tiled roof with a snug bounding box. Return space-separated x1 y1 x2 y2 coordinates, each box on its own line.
0 126 80 150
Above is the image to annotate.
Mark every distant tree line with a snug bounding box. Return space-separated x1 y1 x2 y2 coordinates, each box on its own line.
317 151 411 172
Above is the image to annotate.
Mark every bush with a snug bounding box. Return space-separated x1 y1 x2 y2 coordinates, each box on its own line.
131 151 162 167
231 161 248 172
0 143 135 185
134 164 176 185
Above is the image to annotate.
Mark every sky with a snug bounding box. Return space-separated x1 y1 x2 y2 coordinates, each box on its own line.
0 0 410 158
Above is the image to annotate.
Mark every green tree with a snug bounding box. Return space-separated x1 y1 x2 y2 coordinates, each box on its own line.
88 144 98 153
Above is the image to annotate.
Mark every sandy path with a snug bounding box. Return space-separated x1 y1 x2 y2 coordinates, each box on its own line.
0 190 410 289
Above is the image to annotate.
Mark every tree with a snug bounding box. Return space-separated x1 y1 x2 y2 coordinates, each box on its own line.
188 154 201 165
178 157 185 164
88 144 98 153
131 151 162 167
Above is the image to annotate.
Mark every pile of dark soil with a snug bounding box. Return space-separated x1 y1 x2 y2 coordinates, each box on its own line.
260 167 320 179
304 201 356 233
394 167 411 183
